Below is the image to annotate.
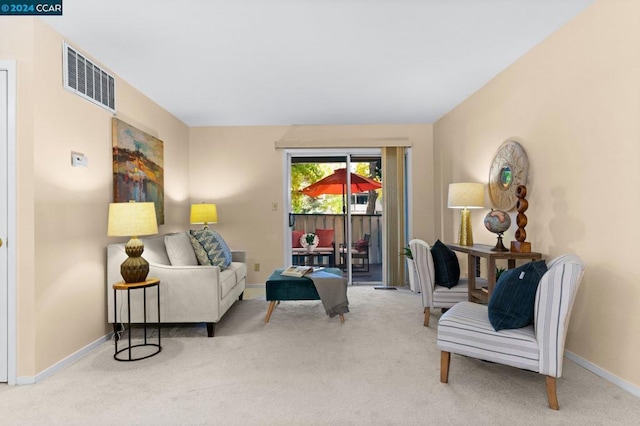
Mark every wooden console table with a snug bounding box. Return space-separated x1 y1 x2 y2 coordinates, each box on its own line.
447 243 543 304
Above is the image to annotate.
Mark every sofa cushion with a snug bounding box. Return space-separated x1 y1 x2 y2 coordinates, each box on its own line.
140 234 171 265
165 232 198 266
226 261 247 284
219 268 239 299
315 229 334 247
189 228 232 270
430 240 460 289
292 230 304 248
188 234 211 266
488 260 547 331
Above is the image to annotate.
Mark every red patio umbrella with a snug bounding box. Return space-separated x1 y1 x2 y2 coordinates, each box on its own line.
300 168 381 259
300 168 381 198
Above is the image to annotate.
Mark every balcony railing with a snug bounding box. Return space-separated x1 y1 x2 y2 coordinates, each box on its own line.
292 213 382 264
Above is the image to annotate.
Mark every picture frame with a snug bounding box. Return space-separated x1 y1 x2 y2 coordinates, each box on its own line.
112 117 165 225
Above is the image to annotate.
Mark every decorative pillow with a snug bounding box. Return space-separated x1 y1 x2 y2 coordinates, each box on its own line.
430 240 460 289
292 230 304 248
189 228 232 270
315 229 334 248
488 260 548 331
355 239 368 252
165 232 198 266
188 233 212 266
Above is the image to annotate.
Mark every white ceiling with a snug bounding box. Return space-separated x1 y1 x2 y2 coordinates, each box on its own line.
42 0 594 127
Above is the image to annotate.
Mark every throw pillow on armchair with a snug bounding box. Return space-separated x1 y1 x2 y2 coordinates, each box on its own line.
354 239 368 252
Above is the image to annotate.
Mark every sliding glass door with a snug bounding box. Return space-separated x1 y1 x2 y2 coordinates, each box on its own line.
284 149 382 285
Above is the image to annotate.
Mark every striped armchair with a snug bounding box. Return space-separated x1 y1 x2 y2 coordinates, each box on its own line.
409 239 487 327
437 254 585 410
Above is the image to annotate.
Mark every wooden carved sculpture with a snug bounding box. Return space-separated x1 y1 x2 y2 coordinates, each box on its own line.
510 185 531 253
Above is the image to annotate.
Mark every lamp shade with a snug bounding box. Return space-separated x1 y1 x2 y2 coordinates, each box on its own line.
190 203 218 224
447 183 485 209
108 202 158 237
107 201 158 283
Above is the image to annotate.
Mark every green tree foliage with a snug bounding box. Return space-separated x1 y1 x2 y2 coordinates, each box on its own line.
354 162 381 214
291 162 382 214
291 163 325 213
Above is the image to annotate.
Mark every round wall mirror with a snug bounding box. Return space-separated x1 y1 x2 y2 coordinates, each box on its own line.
489 140 529 211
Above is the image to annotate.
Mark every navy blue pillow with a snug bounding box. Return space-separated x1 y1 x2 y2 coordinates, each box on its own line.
430 240 460 289
488 260 547 331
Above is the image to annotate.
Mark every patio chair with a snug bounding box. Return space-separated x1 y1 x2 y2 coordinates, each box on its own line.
437 254 585 410
340 233 370 272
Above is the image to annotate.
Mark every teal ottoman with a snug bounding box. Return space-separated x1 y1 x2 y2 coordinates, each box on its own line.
265 268 344 323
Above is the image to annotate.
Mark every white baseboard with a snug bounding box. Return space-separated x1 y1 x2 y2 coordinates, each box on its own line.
15 333 111 385
565 350 640 398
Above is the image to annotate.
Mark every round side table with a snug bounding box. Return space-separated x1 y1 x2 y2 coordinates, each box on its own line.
112 278 161 361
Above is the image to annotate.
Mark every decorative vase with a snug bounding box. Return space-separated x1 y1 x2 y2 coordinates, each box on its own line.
307 244 317 252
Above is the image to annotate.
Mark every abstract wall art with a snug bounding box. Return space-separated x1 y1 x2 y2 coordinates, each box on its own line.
112 118 164 225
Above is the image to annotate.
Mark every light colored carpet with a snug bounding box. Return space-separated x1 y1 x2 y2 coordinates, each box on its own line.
1 286 639 425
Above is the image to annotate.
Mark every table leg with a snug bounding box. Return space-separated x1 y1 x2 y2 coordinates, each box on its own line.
467 254 476 302
157 284 161 348
265 300 277 323
143 287 148 345
126 288 132 361
339 314 345 323
113 289 118 352
487 258 497 296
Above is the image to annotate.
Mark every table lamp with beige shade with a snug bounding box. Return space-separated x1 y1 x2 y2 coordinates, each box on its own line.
448 183 485 246
190 203 218 229
108 201 158 283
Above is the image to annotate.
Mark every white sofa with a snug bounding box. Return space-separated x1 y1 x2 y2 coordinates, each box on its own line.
107 232 247 337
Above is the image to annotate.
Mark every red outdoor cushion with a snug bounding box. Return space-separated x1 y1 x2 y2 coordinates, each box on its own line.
355 239 368 252
315 229 334 247
292 230 304 248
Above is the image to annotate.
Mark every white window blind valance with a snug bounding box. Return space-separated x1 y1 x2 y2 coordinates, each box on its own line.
274 125 412 149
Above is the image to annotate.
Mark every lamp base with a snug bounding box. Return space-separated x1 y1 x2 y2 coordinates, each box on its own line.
121 237 150 283
491 234 509 252
458 208 474 246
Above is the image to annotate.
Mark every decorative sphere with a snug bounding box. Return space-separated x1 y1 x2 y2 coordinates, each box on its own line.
484 210 511 234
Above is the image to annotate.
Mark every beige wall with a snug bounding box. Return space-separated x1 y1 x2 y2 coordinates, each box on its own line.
189 124 434 284
1 18 190 377
434 0 640 387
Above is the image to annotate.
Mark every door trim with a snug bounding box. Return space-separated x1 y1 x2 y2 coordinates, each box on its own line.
0 60 17 384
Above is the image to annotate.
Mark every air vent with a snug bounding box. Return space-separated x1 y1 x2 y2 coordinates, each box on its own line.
63 41 115 113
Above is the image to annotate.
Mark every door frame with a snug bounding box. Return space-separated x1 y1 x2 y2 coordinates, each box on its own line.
0 60 17 384
282 148 382 285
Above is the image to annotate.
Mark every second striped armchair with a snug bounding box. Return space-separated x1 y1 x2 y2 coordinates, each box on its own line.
437 254 585 410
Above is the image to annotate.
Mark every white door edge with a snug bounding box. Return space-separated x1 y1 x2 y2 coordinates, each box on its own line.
0 60 17 384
